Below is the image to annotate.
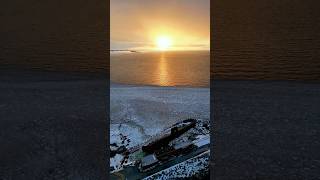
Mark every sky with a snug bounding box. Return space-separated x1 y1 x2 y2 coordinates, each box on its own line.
111 0 210 51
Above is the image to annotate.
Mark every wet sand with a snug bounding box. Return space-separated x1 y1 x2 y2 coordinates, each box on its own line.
0 69 108 179
212 80 320 179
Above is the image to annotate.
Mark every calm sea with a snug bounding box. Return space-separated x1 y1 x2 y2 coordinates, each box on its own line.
111 51 210 87
2 1 319 82
212 0 320 81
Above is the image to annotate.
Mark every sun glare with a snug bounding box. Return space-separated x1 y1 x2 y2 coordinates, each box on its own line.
156 36 172 51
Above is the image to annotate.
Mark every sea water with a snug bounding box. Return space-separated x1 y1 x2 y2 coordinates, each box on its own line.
111 51 210 87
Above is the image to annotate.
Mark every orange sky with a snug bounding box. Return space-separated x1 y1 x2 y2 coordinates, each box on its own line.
111 0 210 51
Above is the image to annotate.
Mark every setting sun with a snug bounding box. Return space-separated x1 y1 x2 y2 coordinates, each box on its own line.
111 0 210 51
156 36 172 51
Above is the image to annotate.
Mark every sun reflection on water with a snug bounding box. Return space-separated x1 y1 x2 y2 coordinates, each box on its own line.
158 53 169 86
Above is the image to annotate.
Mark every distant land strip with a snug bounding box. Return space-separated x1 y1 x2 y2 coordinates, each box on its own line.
110 49 138 53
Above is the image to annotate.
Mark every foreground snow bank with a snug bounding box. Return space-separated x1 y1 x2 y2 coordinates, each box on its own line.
143 150 210 180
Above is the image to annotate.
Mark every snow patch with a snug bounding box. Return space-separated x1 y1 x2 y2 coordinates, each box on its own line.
110 154 124 171
143 150 210 180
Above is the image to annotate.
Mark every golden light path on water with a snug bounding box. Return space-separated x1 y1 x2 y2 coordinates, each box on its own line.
111 51 210 87
158 53 169 86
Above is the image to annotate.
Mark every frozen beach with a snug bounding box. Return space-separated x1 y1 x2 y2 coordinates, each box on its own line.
110 83 209 146
110 83 210 172
213 80 320 179
0 69 108 179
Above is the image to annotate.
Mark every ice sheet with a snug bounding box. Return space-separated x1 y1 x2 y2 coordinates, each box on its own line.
110 85 210 148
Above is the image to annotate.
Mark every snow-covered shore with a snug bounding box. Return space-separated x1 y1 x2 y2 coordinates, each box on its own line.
110 83 210 171
110 84 209 146
143 150 210 180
